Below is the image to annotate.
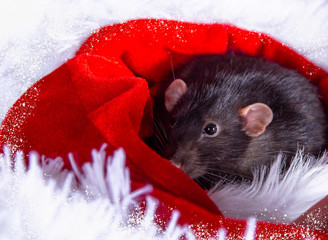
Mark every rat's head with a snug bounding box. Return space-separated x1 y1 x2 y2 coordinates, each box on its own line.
163 79 273 188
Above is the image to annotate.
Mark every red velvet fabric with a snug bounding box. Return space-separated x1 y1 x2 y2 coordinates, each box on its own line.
1 19 328 239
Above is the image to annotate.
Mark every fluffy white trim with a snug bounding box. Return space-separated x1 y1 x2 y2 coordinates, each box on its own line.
209 150 328 223
1 144 327 239
0 145 201 240
0 144 260 240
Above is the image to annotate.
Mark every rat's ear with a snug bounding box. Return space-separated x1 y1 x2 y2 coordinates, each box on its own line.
239 103 273 137
165 79 188 112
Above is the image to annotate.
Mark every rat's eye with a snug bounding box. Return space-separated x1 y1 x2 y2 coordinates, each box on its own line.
202 123 219 137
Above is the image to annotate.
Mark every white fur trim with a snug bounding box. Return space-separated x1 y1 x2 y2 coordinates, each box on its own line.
2 144 326 239
209 150 328 223
4 144 327 239
0 145 199 240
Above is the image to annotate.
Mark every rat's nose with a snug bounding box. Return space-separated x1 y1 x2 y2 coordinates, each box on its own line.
171 156 187 171
171 161 182 169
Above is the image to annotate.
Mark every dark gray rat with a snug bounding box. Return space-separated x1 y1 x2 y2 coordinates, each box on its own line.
157 53 327 190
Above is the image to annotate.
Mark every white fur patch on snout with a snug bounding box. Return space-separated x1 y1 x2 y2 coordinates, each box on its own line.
171 161 181 169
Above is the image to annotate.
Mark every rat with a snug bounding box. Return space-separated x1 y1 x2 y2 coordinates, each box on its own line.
152 53 327 190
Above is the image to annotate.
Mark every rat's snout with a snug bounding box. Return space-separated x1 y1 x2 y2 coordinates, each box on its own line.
171 161 182 169
169 150 186 169
170 145 207 179
163 142 184 169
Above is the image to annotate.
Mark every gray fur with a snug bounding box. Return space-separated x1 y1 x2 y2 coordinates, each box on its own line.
163 53 327 189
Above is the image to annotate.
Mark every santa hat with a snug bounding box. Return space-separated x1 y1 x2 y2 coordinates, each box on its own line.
1 19 328 239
